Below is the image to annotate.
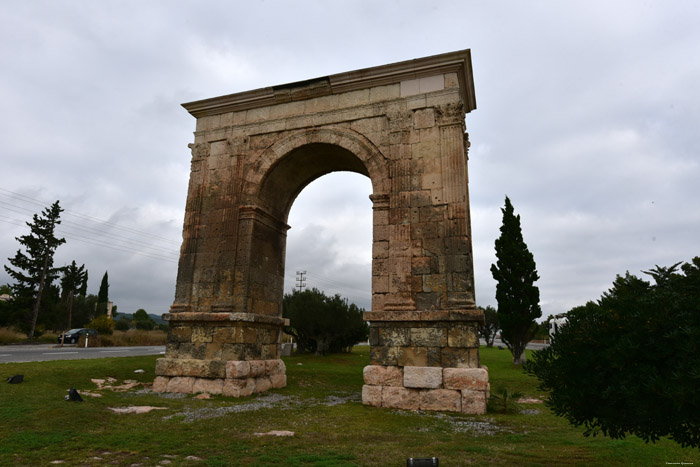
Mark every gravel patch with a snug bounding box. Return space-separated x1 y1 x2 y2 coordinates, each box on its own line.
161 392 360 423
395 410 509 437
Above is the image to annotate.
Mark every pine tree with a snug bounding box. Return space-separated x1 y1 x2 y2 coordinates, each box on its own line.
4 201 66 339
59 261 88 344
490 196 541 364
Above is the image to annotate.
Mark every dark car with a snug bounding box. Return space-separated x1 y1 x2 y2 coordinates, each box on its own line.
57 328 98 344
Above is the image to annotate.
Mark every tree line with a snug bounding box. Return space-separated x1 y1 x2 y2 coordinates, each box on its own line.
1 201 116 338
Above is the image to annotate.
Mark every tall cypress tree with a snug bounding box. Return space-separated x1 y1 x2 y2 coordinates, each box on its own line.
96 271 109 317
4 201 66 339
490 196 541 364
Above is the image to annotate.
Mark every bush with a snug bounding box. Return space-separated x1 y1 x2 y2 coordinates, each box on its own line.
115 318 131 331
283 288 368 355
87 315 114 335
526 258 700 448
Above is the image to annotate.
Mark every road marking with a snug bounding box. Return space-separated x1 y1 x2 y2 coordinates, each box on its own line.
100 350 128 353
0 354 10 357
43 352 79 355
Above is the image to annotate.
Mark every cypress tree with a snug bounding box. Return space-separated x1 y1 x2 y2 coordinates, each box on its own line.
96 271 109 317
490 196 541 364
4 201 66 339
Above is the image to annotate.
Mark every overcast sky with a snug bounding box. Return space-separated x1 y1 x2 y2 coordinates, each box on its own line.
1 1 698 320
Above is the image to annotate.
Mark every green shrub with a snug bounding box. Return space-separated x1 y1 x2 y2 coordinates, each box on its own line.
526 257 700 448
87 315 114 335
115 318 131 331
488 386 524 414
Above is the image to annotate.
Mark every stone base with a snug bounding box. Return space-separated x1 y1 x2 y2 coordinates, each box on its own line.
153 358 286 396
361 365 489 414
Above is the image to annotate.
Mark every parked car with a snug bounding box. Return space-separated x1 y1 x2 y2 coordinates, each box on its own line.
57 328 98 344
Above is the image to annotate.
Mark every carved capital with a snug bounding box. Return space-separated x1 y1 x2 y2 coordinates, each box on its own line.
189 142 210 160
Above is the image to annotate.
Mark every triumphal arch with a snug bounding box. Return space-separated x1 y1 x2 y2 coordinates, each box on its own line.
154 50 489 413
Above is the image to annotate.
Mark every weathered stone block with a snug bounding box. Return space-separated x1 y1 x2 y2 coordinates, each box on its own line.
270 373 287 389
166 376 195 394
266 359 286 376
404 366 442 389
222 378 255 398
420 389 461 412
169 326 192 343
413 108 435 130
379 327 410 346
384 366 403 386
362 385 383 407
397 346 428 367
225 360 251 379
447 323 479 347
382 386 420 410
191 326 213 343
363 365 386 386
369 327 380 346
461 389 487 414
443 368 489 390
249 360 266 377
193 378 224 395
152 376 169 393
370 346 399 366
441 347 479 368
254 377 272 393
410 327 447 347
155 358 226 379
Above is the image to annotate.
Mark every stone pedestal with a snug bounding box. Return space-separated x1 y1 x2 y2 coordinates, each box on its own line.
153 312 287 395
361 311 488 413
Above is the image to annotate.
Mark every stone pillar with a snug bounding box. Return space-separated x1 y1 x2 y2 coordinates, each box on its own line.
361 100 487 414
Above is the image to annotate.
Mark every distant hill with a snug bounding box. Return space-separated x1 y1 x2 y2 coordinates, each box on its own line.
117 312 166 325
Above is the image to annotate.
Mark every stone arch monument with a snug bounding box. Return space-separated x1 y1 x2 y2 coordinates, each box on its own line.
154 50 489 413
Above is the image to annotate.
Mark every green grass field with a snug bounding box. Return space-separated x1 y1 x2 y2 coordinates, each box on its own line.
0 346 696 466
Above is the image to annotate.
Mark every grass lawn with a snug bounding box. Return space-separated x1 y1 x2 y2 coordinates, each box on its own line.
0 346 696 466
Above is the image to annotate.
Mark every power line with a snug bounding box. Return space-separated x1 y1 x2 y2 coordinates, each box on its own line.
295 270 307 291
0 201 179 256
0 187 181 245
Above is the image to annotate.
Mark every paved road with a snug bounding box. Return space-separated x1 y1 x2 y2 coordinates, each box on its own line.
0 344 165 364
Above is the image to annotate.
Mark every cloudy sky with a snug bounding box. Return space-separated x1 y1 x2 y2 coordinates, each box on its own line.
1 1 698 320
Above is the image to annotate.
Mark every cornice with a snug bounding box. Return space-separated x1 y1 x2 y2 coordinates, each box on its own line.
182 49 476 118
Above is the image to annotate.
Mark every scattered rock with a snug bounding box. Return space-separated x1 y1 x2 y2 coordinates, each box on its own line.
49 461 65 464
160 460 172 465
195 393 211 400
254 430 294 437
296 363 302 366
108 406 168 414
185 456 202 461
134 369 145 373
79 391 102 398
516 397 543 404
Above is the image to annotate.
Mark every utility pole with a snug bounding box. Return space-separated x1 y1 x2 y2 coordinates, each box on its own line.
295 270 307 292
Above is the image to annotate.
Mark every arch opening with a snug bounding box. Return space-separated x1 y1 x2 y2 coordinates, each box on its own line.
258 143 371 223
